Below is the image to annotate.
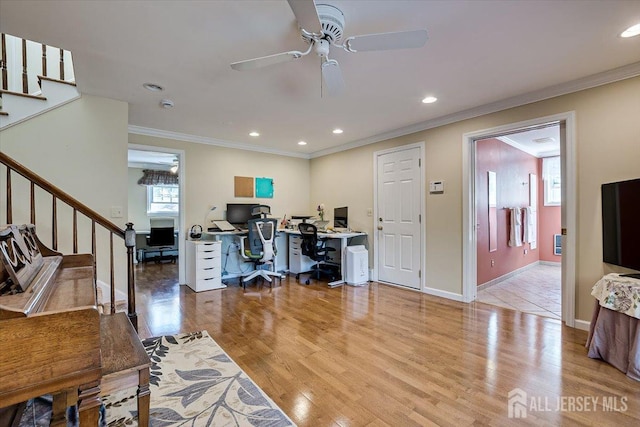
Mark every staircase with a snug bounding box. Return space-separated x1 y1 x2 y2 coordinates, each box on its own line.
0 33 80 129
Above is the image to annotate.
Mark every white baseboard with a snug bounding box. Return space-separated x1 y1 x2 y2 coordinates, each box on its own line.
422 286 465 302
97 280 128 303
573 319 591 331
540 260 561 266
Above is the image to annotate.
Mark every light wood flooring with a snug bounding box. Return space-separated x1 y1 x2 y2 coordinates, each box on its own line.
133 263 640 426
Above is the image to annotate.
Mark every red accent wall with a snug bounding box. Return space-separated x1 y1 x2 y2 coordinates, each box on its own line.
537 158 562 262
476 138 540 286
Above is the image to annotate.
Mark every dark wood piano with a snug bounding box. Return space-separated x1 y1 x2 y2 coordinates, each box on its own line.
0 224 102 426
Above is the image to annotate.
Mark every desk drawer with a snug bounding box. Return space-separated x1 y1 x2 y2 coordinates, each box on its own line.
196 256 219 269
192 276 222 291
195 265 221 280
195 250 221 261
196 243 221 254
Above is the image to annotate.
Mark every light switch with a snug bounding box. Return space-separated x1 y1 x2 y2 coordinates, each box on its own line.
111 206 123 218
367 208 373 217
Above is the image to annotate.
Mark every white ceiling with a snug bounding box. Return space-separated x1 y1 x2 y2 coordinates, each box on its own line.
2 1 639 158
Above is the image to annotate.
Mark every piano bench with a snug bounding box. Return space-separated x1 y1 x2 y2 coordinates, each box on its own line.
100 313 151 426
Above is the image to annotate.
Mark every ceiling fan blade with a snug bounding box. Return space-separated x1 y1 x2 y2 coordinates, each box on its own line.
345 29 428 52
287 0 323 35
230 51 303 71
321 59 344 97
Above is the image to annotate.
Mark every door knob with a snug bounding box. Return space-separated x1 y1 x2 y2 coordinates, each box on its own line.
377 225 383 230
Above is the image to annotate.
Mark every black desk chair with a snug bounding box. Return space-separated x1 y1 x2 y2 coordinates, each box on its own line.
297 223 337 285
146 218 176 263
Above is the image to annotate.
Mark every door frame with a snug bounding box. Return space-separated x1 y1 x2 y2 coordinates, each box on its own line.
372 141 426 290
461 112 576 327
128 143 187 286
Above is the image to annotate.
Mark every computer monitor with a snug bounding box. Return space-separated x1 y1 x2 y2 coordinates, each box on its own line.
226 203 259 227
334 206 348 229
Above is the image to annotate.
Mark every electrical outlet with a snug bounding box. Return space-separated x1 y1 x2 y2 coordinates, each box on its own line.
524 249 528 255
491 259 495 267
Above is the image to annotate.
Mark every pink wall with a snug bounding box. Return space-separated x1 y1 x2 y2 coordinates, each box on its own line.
476 138 540 286
537 158 562 262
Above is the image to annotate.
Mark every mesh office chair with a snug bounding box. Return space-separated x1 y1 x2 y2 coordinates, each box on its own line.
297 223 336 285
239 206 283 288
146 218 176 263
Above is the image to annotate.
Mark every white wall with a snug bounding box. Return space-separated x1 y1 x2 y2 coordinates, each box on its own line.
0 95 129 291
310 76 640 322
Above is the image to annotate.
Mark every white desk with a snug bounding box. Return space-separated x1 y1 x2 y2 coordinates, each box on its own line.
284 229 367 288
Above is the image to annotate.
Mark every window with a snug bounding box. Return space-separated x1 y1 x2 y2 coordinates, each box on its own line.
147 185 179 214
542 156 561 206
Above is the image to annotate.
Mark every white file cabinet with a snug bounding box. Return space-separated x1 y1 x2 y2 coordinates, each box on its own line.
288 234 315 274
186 240 225 292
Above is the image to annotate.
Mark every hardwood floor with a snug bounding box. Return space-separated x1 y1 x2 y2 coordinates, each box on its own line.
134 264 640 426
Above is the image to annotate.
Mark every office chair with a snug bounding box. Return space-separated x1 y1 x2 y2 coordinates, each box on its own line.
239 206 283 288
297 223 336 285
146 218 176 263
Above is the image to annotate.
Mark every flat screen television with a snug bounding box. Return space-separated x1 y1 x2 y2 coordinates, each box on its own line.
601 178 640 277
226 203 259 227
334 206 348 229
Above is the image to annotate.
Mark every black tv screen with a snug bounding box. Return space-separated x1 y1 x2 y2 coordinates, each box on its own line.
602 178 640 272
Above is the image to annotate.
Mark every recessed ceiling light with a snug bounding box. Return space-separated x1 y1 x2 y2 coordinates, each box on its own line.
298 141 307 146
621 23 640 38
160 99 174 109
143 82 163 92
422 96 438 104
332 128 343 134
249 131 260 137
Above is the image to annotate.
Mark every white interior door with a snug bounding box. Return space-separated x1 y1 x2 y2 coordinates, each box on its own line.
377 146 422 289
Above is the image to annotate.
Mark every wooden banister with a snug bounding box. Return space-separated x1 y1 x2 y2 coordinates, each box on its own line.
0 152 137 329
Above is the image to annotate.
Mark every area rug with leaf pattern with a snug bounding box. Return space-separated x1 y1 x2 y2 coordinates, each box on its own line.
102 331 295 426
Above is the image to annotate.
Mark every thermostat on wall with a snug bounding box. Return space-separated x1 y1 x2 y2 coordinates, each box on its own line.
429 181 444 194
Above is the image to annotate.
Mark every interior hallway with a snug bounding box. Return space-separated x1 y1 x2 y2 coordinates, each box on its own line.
477 263 561 319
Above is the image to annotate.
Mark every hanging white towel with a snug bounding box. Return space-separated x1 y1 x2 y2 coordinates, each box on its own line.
523 206 537 248
508 207 523 247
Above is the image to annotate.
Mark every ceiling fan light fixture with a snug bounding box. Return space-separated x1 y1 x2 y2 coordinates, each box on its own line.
249 131 260 137
298 141 307 146
620 23 640 38
422 96 438 104
332 128 343 134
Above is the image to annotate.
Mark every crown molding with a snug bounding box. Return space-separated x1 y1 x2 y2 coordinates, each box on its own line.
127 125 311 159
309 61 640 159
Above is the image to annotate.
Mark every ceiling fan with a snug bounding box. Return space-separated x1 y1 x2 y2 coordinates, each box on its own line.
230 0 428 96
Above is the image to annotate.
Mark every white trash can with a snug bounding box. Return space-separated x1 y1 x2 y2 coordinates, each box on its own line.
345 245 368 286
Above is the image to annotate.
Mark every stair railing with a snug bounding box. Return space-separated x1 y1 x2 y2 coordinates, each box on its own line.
1 32 74 94
0 152 138 329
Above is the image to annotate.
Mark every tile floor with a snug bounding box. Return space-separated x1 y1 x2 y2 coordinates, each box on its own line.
477 263 561 319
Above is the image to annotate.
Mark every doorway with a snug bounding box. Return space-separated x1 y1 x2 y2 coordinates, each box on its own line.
462 112 577 327
474 125 562 319
373 143 425 290
128 144 186 286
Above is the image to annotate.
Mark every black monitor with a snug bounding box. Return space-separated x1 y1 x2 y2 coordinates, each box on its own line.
226 203 259 226
334 206 348 229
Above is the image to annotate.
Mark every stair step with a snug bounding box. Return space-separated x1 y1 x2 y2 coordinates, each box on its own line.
38 75 77 88
0 89 47 101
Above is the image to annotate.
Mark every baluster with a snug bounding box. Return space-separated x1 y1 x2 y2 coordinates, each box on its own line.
6 167 12 224
91 220 97 287
110 232 115 314
22 39 28 94
1 34 7 90
30 181 36 225
52 196 58 250
41 43 47 77
73 208 78 253
59 48 64 81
